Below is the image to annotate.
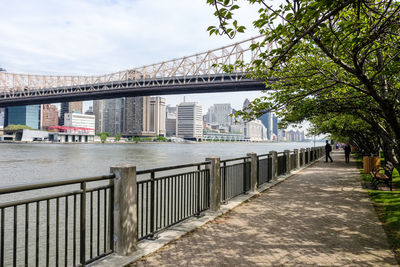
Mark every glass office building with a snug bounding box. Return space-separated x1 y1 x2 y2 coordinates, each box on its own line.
7 105 40 129
0 108 5 129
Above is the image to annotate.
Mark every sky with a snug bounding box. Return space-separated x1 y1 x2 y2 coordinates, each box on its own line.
0 0 267 113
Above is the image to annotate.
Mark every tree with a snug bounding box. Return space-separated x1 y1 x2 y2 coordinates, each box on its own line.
100 132 109 143
4 124 34 130
114 133 122 142
155 136 167 142
207 0 400 168
308 114 380 155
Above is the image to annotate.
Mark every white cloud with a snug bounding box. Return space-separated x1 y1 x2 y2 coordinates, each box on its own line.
0 0 265 110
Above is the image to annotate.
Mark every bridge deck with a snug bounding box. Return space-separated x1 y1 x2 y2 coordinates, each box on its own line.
131 152 396 266
0 75 266 107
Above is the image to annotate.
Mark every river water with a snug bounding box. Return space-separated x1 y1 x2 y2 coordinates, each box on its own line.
0 142 324 187
0 141 324 266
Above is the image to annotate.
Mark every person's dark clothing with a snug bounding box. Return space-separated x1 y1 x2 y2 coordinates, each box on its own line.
344 144 351 163
325 143 333 162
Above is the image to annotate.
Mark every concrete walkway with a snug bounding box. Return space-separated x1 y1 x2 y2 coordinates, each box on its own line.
132 152 397 266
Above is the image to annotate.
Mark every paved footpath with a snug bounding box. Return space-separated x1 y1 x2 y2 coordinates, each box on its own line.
132 152 397 266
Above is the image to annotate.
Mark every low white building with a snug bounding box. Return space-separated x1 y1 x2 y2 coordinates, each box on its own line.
64 113 95 132
2 129 49 142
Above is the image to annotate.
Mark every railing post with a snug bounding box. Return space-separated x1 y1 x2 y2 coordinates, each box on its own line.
247 153 258 192
284 150 291 174
300 148 305 166
243 158 247 193
294 149 299 169
306 148 311 164
110 165 137 255
195 165 202 216
80 182 86 266
206 157 221 212
148 171 158 240
222 161 227 203
269 151 278 180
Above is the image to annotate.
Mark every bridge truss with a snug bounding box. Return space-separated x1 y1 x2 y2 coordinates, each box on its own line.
0 35 268 106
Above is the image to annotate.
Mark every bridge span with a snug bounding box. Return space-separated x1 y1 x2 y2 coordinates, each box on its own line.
0 36 268 107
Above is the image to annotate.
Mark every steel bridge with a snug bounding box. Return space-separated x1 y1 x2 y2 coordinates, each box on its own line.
0 36 268 107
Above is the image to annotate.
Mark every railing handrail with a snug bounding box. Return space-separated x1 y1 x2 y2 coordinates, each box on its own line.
136 161 210 175
221 156 250 163
0 174 115 195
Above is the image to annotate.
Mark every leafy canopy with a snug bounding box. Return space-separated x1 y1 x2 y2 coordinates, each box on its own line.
4 124 34 130
207 0 400 164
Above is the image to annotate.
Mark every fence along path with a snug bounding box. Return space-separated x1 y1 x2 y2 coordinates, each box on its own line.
0 146 323 266
133 152 397 266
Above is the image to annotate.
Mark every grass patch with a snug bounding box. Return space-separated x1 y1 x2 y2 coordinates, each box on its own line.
356 154 400 262
369 186 400 263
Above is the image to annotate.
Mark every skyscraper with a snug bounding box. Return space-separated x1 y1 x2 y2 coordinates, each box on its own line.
123 96 152 136
85 106 94 115
166 105 177 137
94 96 167 137
0 108 5 129
272 114 278 136
104 98 124 136
7 105 40 129
93 100 105 134
243 98 251 109
258 112 272 140
93 98 124 135
41 104 59 130
205 103 233 127
150 97 166 136
243 119 265 141
177 102 203 140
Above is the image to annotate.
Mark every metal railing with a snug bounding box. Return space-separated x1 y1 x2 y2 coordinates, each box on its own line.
300 152 304 166
136 162 210 240
277 152 287 176
0 146 325 266
257 154 272 186
220 157 251 202
290 152 296 171
0 175 115 267
305 151 309 164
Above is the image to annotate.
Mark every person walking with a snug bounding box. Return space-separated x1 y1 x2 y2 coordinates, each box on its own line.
344 143 351 163
325 140 333 162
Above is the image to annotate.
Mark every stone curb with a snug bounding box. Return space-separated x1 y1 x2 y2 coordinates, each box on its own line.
91 158 322 267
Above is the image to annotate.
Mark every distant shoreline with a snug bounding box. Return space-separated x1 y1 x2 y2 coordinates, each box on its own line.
0 140 319 145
